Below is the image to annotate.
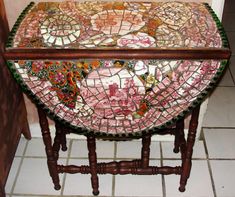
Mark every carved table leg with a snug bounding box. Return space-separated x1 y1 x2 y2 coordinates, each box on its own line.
179 121 186 161
141 134 151 168
87 135 99 196
60 125 68 151
53 122 62 161
179 105 200 192
174 119 184 153
37 107 61 190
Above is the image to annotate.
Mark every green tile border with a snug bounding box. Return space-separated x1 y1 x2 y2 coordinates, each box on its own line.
7 59 229 138
204 3 230 48
6 2 35 48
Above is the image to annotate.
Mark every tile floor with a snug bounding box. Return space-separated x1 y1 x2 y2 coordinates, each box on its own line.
4 128 235 197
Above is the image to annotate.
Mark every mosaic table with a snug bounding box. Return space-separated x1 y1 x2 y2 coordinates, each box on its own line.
4 1 231 195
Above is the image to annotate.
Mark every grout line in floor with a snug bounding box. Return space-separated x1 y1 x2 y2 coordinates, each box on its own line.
10 136 235 197
10 139 29 196
228 66 235 85
112 142 117 197
202 126 235 129
60 138 73 196
16 155 227 161
160 142 166 197
202 131 217 197
10 192 111 196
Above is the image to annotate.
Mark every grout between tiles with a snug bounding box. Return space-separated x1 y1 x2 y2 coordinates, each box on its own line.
60 139 73 196
11 194 108 197
10 139 29 196
10 136 235 197
202 126 235 130
228 67 235 85
201 131 217 197
160 142 166 197
112 142 117 197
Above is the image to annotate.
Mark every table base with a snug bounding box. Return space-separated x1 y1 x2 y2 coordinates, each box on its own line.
37 105 200 196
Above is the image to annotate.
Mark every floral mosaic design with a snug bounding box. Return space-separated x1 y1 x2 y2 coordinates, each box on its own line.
11 59 222 134
11 1 222 49
8 2 227 135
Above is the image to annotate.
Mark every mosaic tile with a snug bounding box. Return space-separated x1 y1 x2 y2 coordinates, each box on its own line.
9 59 224 134
10 1 222 49
6 1 229 136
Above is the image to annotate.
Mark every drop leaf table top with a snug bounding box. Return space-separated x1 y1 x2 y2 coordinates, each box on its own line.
4 1 231 137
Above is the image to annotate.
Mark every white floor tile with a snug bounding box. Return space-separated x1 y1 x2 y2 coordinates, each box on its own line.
12 196 39 197
116 140 160 159
202 87 235 127
161 141 206 159
164 160 214 197
15 137 27 156
210 160 235 197
25 138 69 158
115 160 162 196
70 139 115 158
5 158 21 193
9 195 61 197
63 159 112 196
13 158 65 195
204 129 235 158
218 68 234 87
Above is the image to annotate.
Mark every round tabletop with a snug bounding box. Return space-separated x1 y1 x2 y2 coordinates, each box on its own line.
6 1 229 136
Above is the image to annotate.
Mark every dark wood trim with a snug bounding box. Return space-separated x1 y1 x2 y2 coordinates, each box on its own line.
0 1 30 196
4 48 231 60
0 0 9 52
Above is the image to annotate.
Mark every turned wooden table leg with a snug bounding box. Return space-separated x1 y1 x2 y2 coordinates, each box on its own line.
174 119 184 153
60 125 68 151
141 134 151 168
87 135 99 196
53 122 62 161
37 107 61 190
179 105 200 192
179 121 187 161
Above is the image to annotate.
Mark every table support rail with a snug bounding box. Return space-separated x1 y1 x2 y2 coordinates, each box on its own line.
36 103 200 195
57 163 182 175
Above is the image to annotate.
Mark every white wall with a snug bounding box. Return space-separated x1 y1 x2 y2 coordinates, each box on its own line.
211 0 225 20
